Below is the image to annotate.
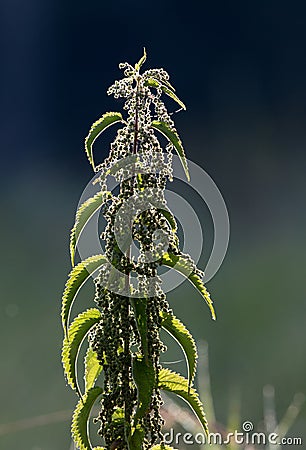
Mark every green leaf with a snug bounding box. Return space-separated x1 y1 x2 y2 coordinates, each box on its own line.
145 78 186 110
131 298 148 360
132 354 155 422
72 386 103 450
129 425 145 450
144 71 176 92
61 254 107 336
160 311 197 390
85 112 123 170
161 253 216 320
136 173 144 191
112 407 125 423
151 121 190 181
157 208 177 232
146 195 177 232
135 47 147 71
152 446 179 450
62 309 101 395
84 347 103 392
70 192 111 266
161 85 186 110
106 154 138 176
158 368 209 436
145 77 159 89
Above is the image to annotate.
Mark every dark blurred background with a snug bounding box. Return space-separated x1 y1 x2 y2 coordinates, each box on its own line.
1 1 306 449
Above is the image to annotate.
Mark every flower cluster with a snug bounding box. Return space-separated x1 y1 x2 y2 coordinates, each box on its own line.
90 58 184 449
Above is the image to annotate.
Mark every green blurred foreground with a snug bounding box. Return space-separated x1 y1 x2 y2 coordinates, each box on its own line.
0 165 305 449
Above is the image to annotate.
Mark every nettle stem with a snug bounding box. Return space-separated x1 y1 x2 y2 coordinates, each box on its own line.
133 76 140 155
122 77 139 447
61 49 216 450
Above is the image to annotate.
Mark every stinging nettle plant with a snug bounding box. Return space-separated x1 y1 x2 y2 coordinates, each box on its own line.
61 48 216 450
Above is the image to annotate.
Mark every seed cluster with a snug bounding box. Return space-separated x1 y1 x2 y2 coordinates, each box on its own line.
90 58 184 449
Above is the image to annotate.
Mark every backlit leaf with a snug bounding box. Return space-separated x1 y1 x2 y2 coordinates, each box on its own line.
145 78 186 110
158 368 209 436
161 253 216 320
132 354 155 422
131 298 148 360
62 309 101 395
135 47 147 71
84 346 103 392
70 192 111 266
85 112 123 170
61 254 107 335
151 121 190 181
72 386 103 450
129 425 145 450
160 311 197 390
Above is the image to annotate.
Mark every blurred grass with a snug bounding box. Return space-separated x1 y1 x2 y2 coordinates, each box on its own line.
161 342 305 449
0 162 305 449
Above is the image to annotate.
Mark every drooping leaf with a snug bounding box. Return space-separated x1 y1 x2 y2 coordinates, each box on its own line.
158 368 209 436
72 386 103 450
145 78 186 110
70 192 111 266
62 309 101 395
84 346 103 392
161 85 186 110
135 47 147 71
144 70 176 92
132 354 155 422
151 121 190 181
131 298 148 360
161 253 216 320
85 112 123 170
160 311 197 390
61 254 107 335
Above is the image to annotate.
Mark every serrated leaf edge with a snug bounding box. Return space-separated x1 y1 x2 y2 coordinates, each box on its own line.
151 120 190 181
62 308 101 395
72 386 103 450
70 192 111 266
158 368 209 436
160 311 197 390
146 78 186 110
61 254 107 336
85 112 123 170
161 253 216 320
